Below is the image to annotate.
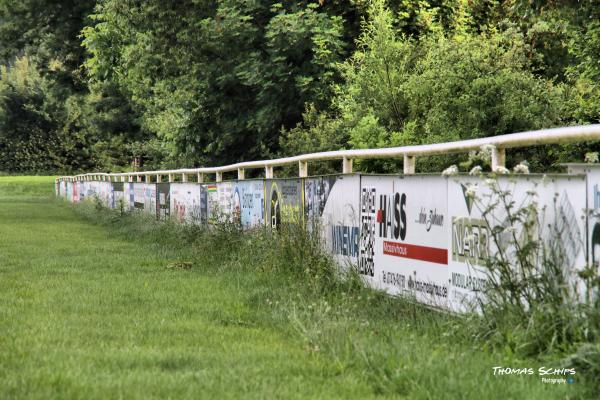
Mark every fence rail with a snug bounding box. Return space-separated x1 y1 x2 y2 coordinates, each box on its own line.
57 124 600 183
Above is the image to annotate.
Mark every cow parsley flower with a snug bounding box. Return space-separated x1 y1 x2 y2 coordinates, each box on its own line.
442 165 459 176
494 166 510 174
465 184 478 199
513 162 530 174
585 152 599 164
469 165 483 176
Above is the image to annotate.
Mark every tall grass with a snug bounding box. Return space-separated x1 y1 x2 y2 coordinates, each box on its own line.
72 198 600 398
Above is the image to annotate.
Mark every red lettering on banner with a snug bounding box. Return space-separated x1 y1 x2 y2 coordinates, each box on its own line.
376 209 383 223
382 241 448 265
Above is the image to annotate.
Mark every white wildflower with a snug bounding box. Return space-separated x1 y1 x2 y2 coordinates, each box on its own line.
469 165 483 176
484 178 496 187
494 166 510 174
442 165 459 176
503 226 516 234
513 162 530 174
585 152 599 164
465 183 478 199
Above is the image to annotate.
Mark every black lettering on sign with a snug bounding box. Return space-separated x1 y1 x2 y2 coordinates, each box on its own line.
377 192 407 240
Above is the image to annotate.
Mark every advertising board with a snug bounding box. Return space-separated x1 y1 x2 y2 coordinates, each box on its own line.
305 175 361 267
265 179 304 229
170 183 202 223
358 175 449 306
447 174 587 311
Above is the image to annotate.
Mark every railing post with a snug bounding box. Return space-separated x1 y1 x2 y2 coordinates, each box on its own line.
182 173 188 183
404 155 416 174
342 157 353 174
237 168 245 180
265 166 274 179
156 175 162 183
197 172 204 183
298 161 308 178
216 172 223 182
168 173 174 182
492 147 506 172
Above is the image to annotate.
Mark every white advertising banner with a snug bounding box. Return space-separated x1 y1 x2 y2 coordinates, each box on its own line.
112 182 125 210
205 184 219 223
170 183 202 224
95 182 112 207
132 183 145 211
358 175 449 307
447 174 587 312
124 182 135 211
74 182 84 203
121 183 155 214
586 167 600 298
306 175 361 267
66 181 73 201
218 182 234 222
233 180 265 228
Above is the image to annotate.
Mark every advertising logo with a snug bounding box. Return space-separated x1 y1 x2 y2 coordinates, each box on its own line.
376 193 407 240
451 216 489 266
460 183 475 215
415 208 444 231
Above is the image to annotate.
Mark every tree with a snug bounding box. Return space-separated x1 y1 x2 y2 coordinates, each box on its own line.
82 0 346 166
282 0 567 172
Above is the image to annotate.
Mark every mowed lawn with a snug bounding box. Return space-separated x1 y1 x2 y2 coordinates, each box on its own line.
0 176 586 399
0 177 376 399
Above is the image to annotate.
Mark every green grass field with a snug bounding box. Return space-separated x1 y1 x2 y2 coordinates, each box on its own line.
0 176 592 399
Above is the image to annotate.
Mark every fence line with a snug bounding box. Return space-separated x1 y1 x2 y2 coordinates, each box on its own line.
57 168 600 312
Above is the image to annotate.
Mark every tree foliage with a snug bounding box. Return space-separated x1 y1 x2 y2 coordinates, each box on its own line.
82 0 347 166
0 0 598 173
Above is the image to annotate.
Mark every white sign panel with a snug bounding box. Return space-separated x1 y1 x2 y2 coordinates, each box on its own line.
170 183 202 224
359 175 449 307
586 166 600 300
447 175 587 312
233 180 265 228
306 175 361 268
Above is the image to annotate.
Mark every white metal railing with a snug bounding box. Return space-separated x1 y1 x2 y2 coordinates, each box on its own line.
57 124 600 184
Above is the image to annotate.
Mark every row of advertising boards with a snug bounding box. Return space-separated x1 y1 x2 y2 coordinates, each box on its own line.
57 169 600 312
